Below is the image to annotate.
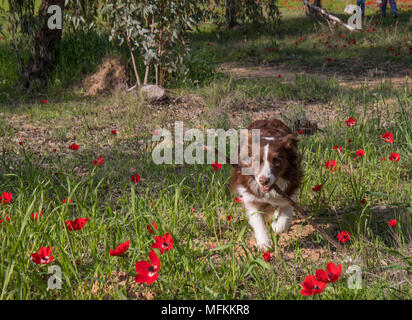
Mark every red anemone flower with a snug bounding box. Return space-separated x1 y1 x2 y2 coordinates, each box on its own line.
31 210 43 221
131 174 141 183
146 222 158 234
381 132 394 143
151 233 174 254
345 117 357 127
135 250 161 285
234 197 243 203
325 160 337 172
337 230 351 243
389 153 400 162
31 247 53 265
312 185 322 192
68 143 80 151
297 130 303 134
0 192 12 205
226 215 232 221
0 214 10 224
111 130 117 135
333 145 342 154
62 198 73 204
388 219 397 227
300 275 327 296
65 218 89 231
211 161 222 171
262 251 271 262
93 157 103 166
315 262 342 283
355 149 365 157
110 240 131 256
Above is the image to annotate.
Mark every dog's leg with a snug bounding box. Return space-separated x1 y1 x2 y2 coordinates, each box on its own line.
271 194 296 234
244 202 272 250
272 205 293 233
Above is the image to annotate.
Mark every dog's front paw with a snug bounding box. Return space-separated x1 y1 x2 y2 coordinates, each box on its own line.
256 241 272 252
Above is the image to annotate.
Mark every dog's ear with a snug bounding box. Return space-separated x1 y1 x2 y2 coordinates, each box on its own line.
281 134 299 149
237 129 258 169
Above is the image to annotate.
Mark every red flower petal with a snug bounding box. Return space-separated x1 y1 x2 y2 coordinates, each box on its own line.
312 185 322 192
68 143 80 151
211 161 222 171
300 275 327 295
131 174 141 183
31 247 53 265
151 233 174 254
65 218 89 231
146 222 157 234
262 251 271 262
355 149 365 157
388 219 397 227
389 153 400 162
337 230 351 244
345 117 357 127
0 192 12 205
110 240 131 256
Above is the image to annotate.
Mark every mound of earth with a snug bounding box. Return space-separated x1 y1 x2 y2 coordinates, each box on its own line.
83 55 128 96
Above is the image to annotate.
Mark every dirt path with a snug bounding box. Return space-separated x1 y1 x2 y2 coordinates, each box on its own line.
220 62 412 89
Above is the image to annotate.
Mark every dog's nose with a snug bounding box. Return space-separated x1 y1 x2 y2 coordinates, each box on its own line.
259 176 270 186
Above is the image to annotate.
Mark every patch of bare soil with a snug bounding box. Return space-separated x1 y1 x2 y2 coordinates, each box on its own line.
220 62 412 89
198 207 332 264
279 219 329 261
223 97 337 131
76 271 155 300
146 94 207 129
83 55 129 96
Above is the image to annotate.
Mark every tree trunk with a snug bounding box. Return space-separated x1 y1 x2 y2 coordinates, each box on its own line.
18 0 65 89
225 0 237 28
302 0 357 31
303 0 322 18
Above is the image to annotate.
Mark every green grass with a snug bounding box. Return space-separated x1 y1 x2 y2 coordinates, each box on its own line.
0 83 410 299
0 0 411 300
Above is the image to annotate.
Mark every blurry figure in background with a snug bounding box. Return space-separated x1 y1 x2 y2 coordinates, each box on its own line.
381 0 398 18
356 0 365 19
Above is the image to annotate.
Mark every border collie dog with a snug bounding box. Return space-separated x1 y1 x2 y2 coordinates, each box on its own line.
231 119 302 250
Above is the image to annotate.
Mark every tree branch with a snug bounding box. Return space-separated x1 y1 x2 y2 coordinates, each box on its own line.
301 0 357 32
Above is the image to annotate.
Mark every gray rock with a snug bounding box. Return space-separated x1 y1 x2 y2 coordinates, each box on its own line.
139 85 167 102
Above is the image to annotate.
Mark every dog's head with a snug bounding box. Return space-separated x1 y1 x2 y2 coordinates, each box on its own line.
252 133 298 192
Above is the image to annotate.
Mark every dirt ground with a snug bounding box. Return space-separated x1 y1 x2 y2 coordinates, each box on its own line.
220 62 412 89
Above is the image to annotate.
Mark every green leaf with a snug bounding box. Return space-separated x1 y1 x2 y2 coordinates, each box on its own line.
210 242 234 252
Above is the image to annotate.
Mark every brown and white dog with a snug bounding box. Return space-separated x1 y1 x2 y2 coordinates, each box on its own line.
231 119 302 250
